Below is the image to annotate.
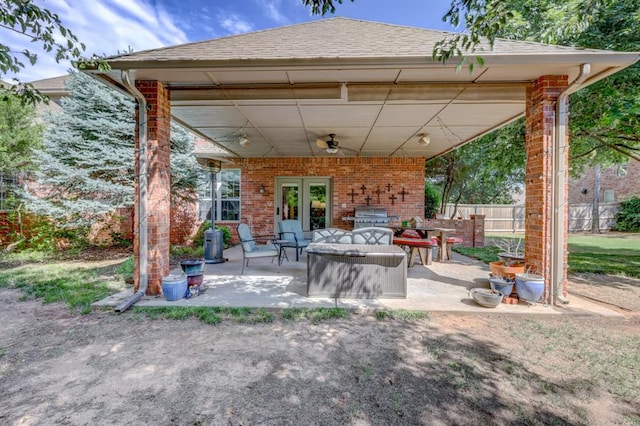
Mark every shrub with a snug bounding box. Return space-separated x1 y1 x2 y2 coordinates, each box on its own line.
612 196 640 232
193 221 231 248
424 181 441 219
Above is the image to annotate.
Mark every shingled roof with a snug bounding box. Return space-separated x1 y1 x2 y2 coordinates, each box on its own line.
108 17 601 64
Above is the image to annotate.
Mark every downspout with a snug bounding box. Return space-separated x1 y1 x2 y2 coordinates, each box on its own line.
115 71 149 313
551 63 590 305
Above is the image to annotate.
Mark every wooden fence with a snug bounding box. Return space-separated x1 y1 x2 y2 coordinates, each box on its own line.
442 203 619 232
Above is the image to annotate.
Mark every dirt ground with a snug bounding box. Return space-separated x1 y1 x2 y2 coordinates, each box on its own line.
1 272 639 425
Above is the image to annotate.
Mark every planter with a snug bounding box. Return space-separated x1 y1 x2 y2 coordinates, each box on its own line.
471 288 504 308
180 259 205 276
489 276 514 297
515 273 545 303
186 274 204 299
497 252 525 263
489 261 525 280
161 274 187 301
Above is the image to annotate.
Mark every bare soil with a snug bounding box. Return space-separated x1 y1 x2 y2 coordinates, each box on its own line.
1 271 639 425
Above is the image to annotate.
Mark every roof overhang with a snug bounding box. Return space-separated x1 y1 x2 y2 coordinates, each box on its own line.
84 19 639 160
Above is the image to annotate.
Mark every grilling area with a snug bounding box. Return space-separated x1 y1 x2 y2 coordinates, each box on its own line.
342 207 399 229
95 242 618 317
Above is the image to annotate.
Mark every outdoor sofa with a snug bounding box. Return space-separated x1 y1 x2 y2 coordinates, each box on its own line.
306 227 407 298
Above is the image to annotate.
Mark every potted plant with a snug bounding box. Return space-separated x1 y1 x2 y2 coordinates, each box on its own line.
515 272 545 303
489 238 525 280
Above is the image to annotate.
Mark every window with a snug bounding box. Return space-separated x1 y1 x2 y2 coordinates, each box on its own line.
198 169 241 221
616 164 627 178
603 189 615 203
219 169 240 221
0 173 17 211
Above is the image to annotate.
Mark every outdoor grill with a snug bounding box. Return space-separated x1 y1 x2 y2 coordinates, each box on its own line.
342 207 399 229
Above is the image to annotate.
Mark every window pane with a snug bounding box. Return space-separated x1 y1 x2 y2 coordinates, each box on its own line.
198 169 241 221
603 189 615 203
221 200 240 221
221 170 240 199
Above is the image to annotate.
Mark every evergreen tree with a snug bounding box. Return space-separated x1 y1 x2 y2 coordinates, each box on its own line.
25 71 201 226
0 87 42 210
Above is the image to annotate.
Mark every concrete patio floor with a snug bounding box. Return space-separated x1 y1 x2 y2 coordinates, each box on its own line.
95 245 621 317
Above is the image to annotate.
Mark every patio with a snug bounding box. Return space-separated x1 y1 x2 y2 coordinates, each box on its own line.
96 245 620 317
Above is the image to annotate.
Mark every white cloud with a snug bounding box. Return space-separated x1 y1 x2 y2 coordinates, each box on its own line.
256 0 289 24
217 12 254 35
3 0 189 82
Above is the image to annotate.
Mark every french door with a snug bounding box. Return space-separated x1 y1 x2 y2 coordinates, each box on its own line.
275 177 332 235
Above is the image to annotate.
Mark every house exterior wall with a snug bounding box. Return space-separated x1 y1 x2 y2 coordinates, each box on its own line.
215 157 426 243
569 161 640 204
525 75 569 302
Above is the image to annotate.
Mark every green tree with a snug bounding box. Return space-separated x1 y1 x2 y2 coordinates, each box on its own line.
0 86 41 211
0 86 42 174
494 0 640 174
427 120 526 213
24 72 201 227
0 0 93 104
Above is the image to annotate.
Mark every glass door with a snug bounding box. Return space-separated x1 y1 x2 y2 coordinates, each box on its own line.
306 180 328 231
276 177 332 234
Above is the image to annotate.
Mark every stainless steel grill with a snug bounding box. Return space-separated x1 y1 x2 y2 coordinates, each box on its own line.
342 207 399 229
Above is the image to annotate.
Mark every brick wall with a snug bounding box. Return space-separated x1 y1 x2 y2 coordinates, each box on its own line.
216 157 426 244
170 195 200 245
525 75 569 301
569 161 640 204
422 215 485 247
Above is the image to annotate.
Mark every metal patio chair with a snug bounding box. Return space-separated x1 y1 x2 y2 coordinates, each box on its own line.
236 223 280 274
277 219 311 261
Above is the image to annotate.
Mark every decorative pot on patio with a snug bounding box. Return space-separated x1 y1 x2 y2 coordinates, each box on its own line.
180 259 205 275
489 261 525 280
489 276 514 297
161 274 187 301
186 273 204 299
515 273 545 303
471 288 504 308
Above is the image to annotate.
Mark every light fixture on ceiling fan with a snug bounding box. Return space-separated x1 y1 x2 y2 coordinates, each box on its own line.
315 133 357 155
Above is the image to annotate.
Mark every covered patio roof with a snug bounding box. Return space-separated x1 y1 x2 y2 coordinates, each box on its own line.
89 17 639 160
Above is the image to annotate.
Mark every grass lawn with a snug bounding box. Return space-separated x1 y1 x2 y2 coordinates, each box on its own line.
458 232 640 278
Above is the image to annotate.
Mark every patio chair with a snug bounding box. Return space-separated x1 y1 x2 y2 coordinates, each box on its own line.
277 220 311 261
236 223 280 274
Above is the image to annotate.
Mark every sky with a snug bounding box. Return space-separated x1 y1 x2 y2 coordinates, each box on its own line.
2 0 459 83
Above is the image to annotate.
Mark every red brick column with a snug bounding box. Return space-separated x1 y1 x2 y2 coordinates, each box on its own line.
134 81 171 295
470 215 485 248
525 75 568 302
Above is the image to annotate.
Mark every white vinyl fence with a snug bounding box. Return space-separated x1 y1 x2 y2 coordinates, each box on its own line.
443 203 619 232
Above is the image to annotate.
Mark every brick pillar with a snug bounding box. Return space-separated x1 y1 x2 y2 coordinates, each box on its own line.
525 75 569 302
133 81 171 295
470 215 485 248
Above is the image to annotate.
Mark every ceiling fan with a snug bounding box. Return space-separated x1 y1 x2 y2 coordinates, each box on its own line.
315 134 357 155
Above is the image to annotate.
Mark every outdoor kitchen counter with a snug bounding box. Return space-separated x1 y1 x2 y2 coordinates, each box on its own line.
306 243 407 298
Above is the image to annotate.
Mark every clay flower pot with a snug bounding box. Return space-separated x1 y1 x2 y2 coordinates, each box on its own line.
489 261 525 280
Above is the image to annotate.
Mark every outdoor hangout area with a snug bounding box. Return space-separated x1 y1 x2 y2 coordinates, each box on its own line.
95 231 619 318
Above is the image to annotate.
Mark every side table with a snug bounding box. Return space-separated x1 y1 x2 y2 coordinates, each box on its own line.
272 239 290 265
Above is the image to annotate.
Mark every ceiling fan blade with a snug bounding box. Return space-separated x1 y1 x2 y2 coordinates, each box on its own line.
316 138 329 149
